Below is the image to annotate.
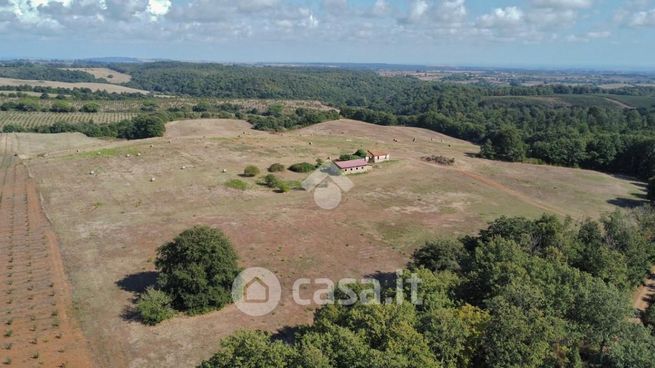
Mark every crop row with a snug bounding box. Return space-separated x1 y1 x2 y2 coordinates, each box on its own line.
0 112 138 129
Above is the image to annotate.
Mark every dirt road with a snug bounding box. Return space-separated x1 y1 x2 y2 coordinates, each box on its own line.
0 134 94 367
633 266 655 313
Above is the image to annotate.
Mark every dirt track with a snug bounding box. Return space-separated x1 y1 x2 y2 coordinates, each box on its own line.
634 266 655 312
0 134 94 367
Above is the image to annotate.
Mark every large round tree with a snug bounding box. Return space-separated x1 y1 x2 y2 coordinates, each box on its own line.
155 225 240 314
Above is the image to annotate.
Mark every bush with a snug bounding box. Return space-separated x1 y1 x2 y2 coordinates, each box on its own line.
243 165 260 177
193 102 211 112
262 174 280 188
80 102 100 113
2 124 26 133
155 226 240 314
268 163 285 172
288 162 316 173
136 287 175 325
276 181 290 193
225 179 248 190
50 101 75 113
141 100 158 112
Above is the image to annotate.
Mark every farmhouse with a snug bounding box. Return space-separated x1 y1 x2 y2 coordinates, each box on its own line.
367 150 390 163
334 158 370 174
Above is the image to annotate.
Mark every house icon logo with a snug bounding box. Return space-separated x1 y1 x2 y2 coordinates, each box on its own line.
232 267 281 316
243 277 269 303
301 163 354 210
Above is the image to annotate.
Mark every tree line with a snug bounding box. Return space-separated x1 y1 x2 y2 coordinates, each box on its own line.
2 112 170 139
200 207 655 368
115 62 655 179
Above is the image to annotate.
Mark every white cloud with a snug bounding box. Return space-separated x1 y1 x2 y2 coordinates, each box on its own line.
435 0 466 22
628 9 655 27
532 0 593 9
238 0 278 12
371 0 389 16
478 6 524 28
147 0 170 17
406 0 428 23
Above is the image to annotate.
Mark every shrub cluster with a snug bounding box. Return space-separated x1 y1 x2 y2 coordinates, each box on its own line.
288 162 316 173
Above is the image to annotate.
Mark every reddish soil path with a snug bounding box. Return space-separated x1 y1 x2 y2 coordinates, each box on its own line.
0 135 94 367
633 266 655 312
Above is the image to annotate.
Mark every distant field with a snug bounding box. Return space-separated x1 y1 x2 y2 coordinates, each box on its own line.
0 111 137 129
64 67 132 84
0 77 148 94
480 96 569 107
599 94 655 109
482 94 645 109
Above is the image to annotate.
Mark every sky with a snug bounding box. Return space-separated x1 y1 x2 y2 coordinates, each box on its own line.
1 0 655 69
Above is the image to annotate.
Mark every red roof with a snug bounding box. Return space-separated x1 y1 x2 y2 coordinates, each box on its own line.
367 150 388 157
334 158 368 170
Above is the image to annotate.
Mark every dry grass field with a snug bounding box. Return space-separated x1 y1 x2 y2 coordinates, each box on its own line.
2 119 645 367
0 77 148 94
64 68 132 84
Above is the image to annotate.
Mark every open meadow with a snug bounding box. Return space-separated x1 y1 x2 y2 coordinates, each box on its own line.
1 118 644 367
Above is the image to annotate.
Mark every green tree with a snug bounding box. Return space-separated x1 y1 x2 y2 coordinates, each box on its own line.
155 226 240 314
412 239 466 272
606 323 655 368
199 330 296 368
125 114 166 139
486 125 526 162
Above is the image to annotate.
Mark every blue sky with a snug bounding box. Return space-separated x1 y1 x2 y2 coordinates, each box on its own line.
1 0 654 68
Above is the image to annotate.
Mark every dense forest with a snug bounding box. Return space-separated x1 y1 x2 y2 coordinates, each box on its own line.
200 208 655 368
0 62 103 83
115 62 655 179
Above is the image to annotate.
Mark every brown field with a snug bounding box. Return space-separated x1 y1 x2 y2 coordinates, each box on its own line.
2 119 645 367
64 68 132 84
0 136 94 367
0 77 148 94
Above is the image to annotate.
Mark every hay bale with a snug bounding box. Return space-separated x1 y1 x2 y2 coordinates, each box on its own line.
150 177 156 182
